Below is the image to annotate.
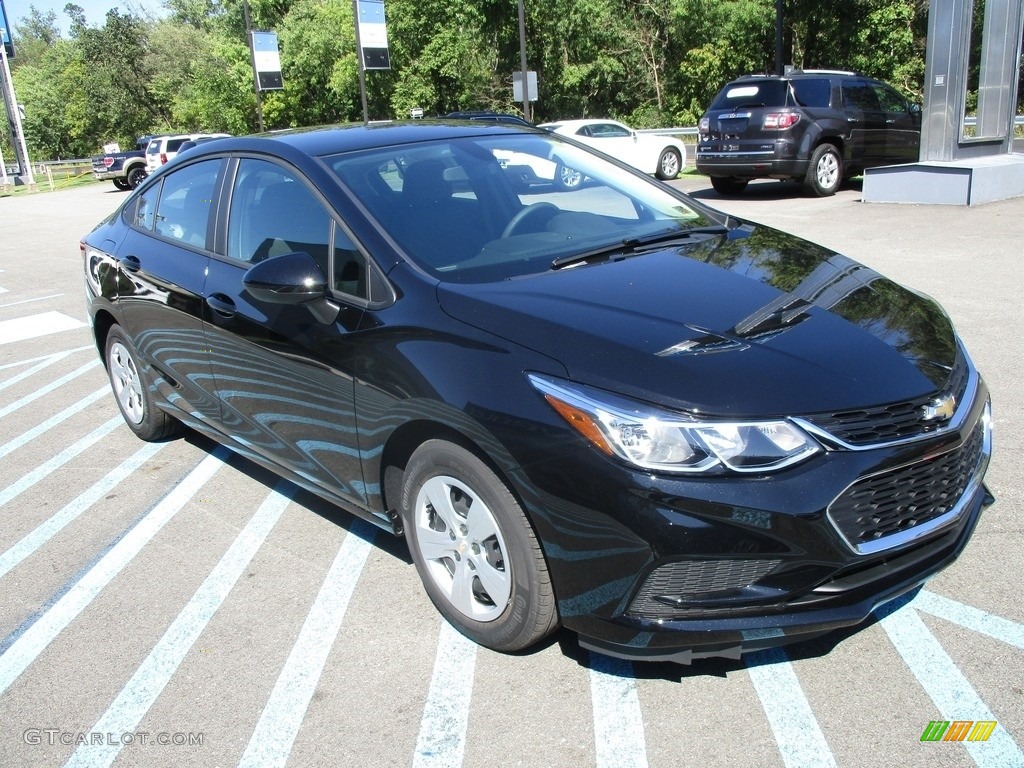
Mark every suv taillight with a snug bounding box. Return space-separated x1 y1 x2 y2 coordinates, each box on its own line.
160 153 168 164
698 117 709 135
762 113 800 130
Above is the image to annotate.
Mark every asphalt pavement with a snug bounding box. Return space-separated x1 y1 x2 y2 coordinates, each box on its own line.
0 176 1022 768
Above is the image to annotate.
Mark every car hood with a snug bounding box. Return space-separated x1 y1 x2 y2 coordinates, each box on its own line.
437 226 958 415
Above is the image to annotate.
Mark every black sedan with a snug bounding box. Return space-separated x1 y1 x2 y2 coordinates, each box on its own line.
82 121 993 664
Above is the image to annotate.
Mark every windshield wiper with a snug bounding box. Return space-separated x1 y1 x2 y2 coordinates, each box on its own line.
550 225 730 270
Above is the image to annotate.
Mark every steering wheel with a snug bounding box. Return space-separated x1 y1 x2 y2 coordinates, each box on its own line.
501 202 559 239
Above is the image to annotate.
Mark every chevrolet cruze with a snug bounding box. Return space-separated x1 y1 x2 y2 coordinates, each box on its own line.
83 121 992 664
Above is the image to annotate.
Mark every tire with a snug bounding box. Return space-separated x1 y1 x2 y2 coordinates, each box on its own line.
655 148 682 180
555 160 583 190
804 144 842 197
400 440 558 652
112 178 131 191
104 325 182 441
126 166 148 189
710 176 749 196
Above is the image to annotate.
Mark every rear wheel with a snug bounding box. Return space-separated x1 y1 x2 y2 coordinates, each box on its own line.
112 178 130 191
710 176 749 195
400 440 558 652
104 326 182 441
656 148 682 180
804 144 842 196
126 166 148 189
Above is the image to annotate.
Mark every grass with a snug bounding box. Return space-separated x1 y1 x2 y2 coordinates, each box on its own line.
1 166 101 197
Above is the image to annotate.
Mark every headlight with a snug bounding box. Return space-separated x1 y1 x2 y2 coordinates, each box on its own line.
528 373 821 474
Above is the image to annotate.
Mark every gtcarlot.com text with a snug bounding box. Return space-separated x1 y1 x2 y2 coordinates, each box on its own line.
23 729 205 747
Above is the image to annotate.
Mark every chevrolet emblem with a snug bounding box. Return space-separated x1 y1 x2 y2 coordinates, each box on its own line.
922 393 956 422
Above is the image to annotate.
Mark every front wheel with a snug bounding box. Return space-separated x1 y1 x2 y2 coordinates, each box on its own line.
655 148 682 180
400 440 558 652
105 325 182 442
555 160 582 190
804 144 842 197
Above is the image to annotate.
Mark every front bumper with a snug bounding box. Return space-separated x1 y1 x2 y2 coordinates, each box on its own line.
517 371 993 663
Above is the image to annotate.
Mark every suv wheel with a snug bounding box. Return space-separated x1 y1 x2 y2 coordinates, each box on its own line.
710 176 749 196
805 144 842 197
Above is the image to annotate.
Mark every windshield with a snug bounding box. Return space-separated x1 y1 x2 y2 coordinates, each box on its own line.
326 132 717 283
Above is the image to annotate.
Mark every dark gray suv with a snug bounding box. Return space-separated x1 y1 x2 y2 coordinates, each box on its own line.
696 70 921 196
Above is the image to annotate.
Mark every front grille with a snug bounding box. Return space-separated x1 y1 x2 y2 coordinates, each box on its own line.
828 420 985 553
627 558 781 620
802 353 968 446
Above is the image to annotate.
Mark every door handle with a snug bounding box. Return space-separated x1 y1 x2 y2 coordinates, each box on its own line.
206 294 236 318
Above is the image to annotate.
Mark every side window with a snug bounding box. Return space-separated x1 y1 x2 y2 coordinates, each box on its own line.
152 159 221 247
874 84 908 113
133 182 160 230
842 81 881 112
227 159 331 276
791 79 831 108
333 225 370 300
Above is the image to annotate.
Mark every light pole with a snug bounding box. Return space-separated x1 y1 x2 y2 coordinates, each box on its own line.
0 34 33 189
517 0 530 121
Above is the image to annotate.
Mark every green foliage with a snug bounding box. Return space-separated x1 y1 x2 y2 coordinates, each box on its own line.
5 0 1008 162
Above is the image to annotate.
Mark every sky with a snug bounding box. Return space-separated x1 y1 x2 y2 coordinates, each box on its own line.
4 0 165 36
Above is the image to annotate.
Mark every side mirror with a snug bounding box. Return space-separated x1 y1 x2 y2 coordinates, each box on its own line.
243 250 339 323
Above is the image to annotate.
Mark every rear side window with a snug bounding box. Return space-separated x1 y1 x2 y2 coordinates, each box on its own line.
709 80 789 110
842 81 881 111
791 79 831 108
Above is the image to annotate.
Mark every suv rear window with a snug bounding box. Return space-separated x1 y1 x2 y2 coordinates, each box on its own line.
791 78 831 108
709 80 789 110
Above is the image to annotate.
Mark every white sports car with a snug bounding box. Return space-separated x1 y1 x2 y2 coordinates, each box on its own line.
540 119 687 180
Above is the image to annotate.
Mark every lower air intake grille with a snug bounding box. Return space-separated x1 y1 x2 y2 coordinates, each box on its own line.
627 559 781 620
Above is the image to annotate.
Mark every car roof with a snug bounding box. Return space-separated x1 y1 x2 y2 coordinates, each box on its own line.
171 121 543 160
542 119 627 130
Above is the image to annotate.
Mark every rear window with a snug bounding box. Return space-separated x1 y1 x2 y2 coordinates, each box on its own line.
791 78 831 108
709 80 789 110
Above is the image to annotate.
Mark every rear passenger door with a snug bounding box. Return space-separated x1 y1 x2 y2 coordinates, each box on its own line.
203 157 373 507
841 80 885 167
114 158 224 424
872 82 920 164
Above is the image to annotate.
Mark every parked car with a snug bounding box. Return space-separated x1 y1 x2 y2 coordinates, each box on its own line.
540 119 687 180
91 135 155 191
696 69 921 196
144 132 231 171
444 110 532 126
83 122 992 664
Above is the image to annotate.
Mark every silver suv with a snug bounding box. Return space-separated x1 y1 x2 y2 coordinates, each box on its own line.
696 70 921 196
145 133 230 172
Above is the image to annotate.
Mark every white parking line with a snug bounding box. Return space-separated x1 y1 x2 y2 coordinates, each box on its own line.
0 346 92 391
589 653 648 768
412 621 478 768
0 450 227 696
880 604 1024 767
64 483 295 768
0 311 86 345
0 386 109 460
744 633 837 768
0 442 166 581
0 416 123 509
239 520 376 768
0 359 100 419
914 590 1024 650
0 293 66 309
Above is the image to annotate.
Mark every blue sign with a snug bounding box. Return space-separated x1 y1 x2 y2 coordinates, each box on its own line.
1 0 15 58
